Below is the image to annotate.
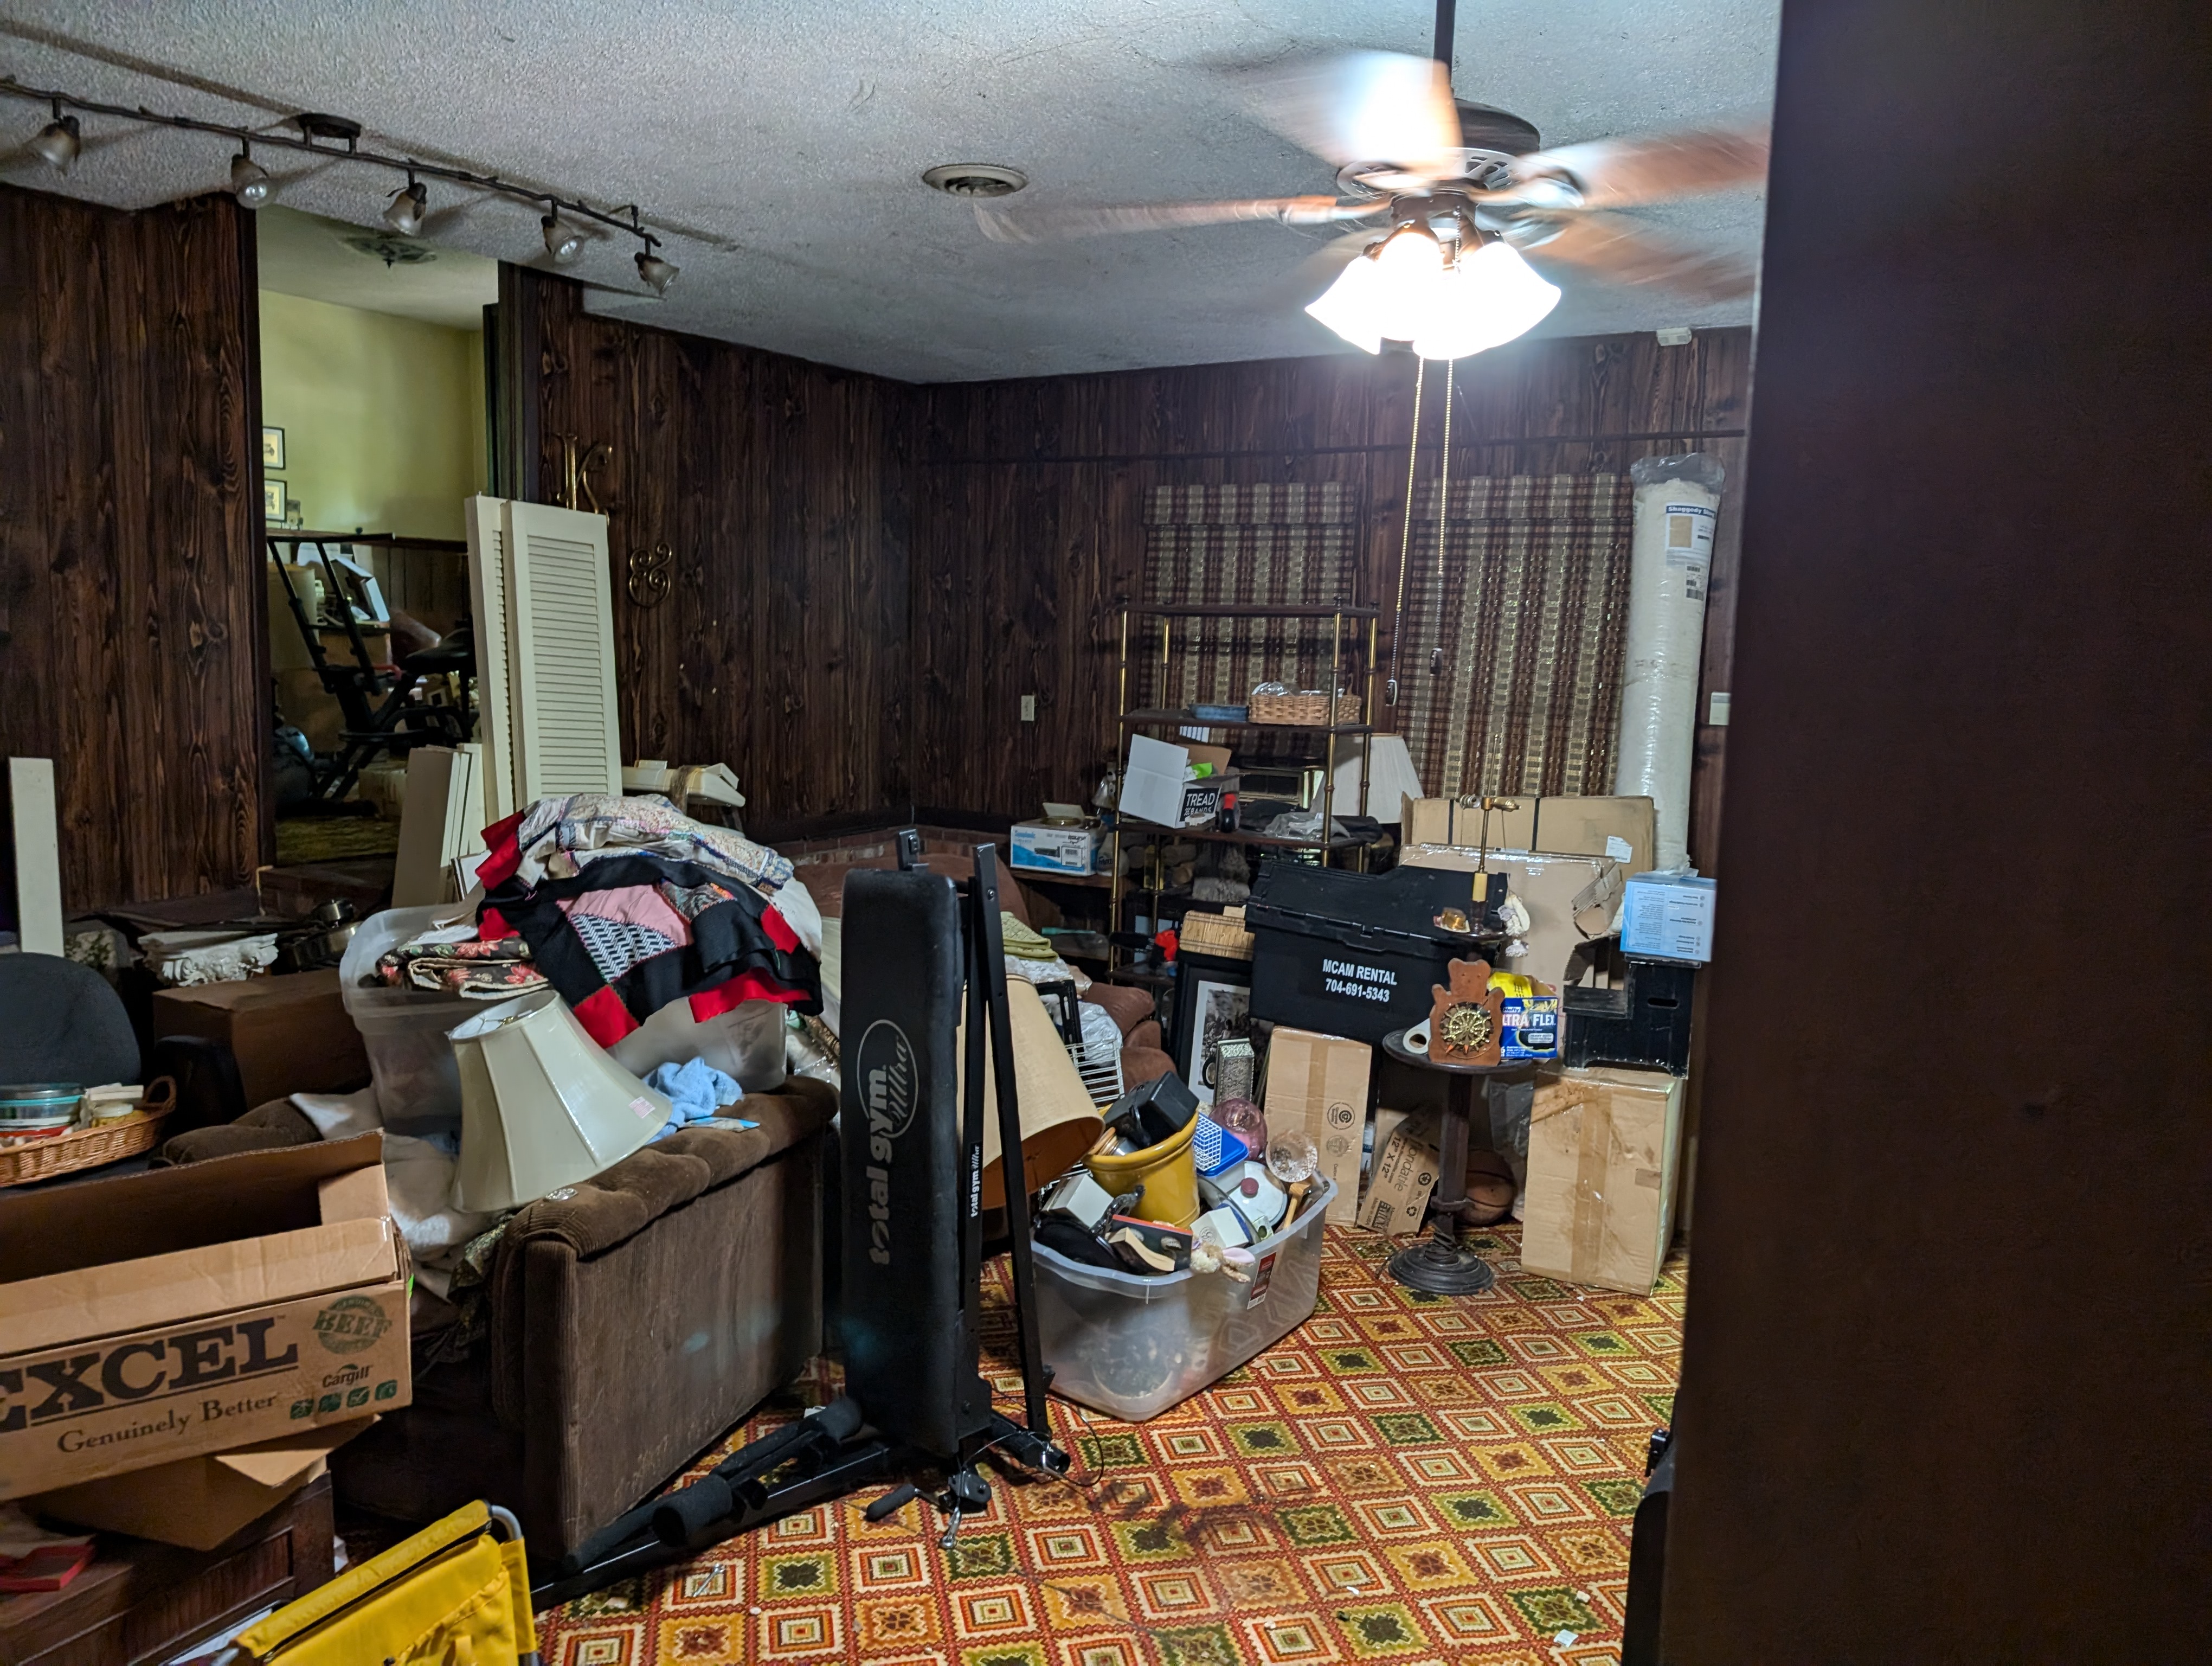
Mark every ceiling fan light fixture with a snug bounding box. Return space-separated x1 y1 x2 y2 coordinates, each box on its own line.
1411 238 1561 361
1304 246 1387 353
229 146 273 209
30 105 81 174
1368 223 1448 332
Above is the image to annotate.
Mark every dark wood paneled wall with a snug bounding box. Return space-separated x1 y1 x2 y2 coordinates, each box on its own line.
517 272 908 836
905 329 1751 865
0 184 265 913
1662 0 2210 1656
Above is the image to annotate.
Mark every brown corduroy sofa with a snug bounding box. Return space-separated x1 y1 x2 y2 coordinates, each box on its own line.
163 1077 836 1560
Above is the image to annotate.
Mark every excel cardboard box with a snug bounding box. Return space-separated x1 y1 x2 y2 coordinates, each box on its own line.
0 1133 410 1500
1262 1027 1371 1226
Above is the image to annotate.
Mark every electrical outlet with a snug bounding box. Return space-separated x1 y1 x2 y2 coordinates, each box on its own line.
1707 690 1732 726
1020 694 1037 722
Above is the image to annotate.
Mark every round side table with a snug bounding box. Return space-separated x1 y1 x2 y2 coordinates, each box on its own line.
1378 1028 1535 1296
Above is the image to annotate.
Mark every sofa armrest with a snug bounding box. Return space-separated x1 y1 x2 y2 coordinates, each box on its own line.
160 1097 321 1165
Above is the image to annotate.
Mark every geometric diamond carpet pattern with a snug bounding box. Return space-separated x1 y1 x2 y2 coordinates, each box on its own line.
538 1223 1686 1666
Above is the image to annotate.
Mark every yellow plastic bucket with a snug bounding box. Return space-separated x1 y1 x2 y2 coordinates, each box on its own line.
1084 1108 1201 1227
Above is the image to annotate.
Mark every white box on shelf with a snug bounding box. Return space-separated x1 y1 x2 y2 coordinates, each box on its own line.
1011 821 1101 876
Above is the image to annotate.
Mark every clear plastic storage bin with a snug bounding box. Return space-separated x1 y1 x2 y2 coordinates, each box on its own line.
339 905 548 1133
1031 1176 1334 1421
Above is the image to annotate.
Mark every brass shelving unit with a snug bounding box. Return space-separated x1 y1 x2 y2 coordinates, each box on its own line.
1107 600 1380 982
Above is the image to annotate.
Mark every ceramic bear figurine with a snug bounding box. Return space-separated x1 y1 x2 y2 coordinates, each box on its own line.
1428 957 1506 1066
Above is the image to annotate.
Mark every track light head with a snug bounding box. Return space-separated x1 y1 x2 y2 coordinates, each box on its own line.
382 176 427 238
541 210 583 263
635 249 678 296
30 106 80 174
229 147 272 209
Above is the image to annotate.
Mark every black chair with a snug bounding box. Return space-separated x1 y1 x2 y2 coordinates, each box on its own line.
0 956 246 1152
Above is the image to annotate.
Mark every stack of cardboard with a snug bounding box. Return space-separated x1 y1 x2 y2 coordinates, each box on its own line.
0 1135 410 1548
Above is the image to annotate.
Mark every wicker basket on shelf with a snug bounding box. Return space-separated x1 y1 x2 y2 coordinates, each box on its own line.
1179 906 1256 960
0 1078 175 1187
1247 690 1362 726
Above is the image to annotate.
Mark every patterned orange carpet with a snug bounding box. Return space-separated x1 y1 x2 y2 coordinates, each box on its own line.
538 1223 1686 1665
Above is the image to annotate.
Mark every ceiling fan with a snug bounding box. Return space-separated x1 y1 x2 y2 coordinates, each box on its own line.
975 0 1768 360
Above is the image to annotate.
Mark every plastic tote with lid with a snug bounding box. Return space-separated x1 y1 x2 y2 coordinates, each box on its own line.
339 905 551 1134
1030 1176 1334 1421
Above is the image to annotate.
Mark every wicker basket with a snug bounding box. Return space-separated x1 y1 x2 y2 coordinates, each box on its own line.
1248 690 1362 727
0 1079 175 1187
1179 906 1256 960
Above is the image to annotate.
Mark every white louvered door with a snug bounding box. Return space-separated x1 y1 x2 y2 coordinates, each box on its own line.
504 500 622 801
464 494 522 823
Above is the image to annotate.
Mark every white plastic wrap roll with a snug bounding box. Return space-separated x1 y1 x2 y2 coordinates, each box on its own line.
1613 453 1726 868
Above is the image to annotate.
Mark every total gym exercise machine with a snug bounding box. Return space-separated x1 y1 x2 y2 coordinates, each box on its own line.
535 834 1069 1607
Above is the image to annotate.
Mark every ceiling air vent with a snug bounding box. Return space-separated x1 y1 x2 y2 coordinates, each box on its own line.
922 163 1027 198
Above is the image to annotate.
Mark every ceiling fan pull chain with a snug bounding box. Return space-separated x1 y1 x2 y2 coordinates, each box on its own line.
1386 357 1427 707
1435 357 1455 585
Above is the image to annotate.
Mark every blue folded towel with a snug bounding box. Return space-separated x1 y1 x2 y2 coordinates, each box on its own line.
645 1057 743 1142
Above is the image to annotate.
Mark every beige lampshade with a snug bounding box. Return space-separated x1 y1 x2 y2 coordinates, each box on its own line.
958 978 1107 1209
448 992 673 1212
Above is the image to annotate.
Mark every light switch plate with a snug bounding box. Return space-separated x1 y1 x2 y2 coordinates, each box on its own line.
1020 694 1037 722
1707 690 1732 726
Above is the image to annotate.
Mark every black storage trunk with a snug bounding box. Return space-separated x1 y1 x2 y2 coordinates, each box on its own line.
1244 863 1503 1044
1563 956 1696 1074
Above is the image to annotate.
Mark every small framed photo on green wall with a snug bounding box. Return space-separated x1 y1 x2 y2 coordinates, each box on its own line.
261 426 286 469
263 478 286 521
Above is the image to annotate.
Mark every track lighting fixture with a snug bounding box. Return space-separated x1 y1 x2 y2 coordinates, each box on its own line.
542 209 583 263
29 99 78 173
382 172 427 238
228 144 272 209
5 78 674 287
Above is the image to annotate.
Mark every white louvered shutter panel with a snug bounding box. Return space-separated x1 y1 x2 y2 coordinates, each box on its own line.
505 501 622 801
463 494 522 823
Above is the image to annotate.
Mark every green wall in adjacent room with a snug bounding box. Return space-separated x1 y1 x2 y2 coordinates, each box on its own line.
258 289 485 541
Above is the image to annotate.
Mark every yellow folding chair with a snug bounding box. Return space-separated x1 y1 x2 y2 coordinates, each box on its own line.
212 1500 539 1665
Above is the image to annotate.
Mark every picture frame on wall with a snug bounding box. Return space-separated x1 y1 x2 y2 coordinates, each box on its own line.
261 426 285 469
1171 949 1253 1105
263 478 286 521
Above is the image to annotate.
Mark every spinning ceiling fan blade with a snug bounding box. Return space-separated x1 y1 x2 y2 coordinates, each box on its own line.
1507 124 1770 209
1226 50 1463 173
974 195 1379 244
1516 212 1757 303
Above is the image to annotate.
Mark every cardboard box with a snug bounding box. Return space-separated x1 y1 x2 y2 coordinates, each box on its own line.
1357 1116 1439 1234
149 969 371 1105
1619 870 1718 964
1121 736 1233 830
1262 1027 1371 1225
31 1417 375 1551
0 1133 411 1500
1401 847 1624 990
1400 795 1655 879
1011 820 1102 876
1520 1066 1686 1293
